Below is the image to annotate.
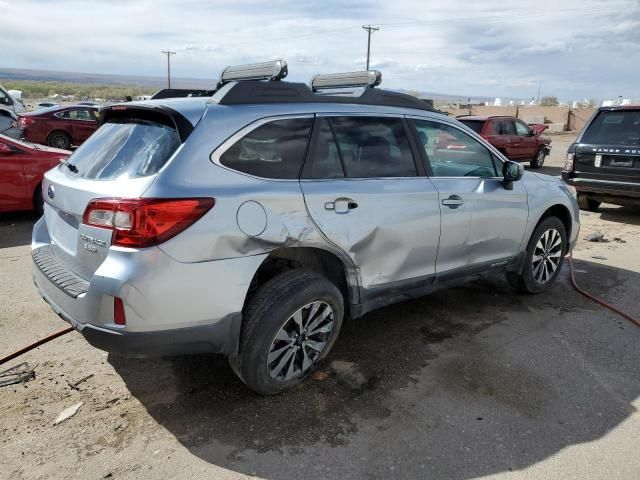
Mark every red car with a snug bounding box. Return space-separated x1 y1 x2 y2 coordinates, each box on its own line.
0 134 70 213
18 105 99 150
457 115 551 169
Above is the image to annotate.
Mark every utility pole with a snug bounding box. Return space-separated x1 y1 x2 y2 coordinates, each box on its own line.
362 25 379 70
161 50 176 88
536 81 542 104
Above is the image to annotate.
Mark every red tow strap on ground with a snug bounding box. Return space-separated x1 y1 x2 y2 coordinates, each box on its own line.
567 252 640 327
0 327 73 366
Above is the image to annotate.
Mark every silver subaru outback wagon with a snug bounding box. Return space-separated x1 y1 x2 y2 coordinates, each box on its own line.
32 61 579 395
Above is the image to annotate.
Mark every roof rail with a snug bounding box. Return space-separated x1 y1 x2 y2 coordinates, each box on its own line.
310 70 382 91
218 60 288 86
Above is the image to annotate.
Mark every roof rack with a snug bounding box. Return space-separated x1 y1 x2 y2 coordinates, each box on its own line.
218 60 287 86
210 59 436 113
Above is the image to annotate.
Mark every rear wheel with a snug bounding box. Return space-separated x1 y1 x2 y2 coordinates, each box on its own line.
47 131 71 149
233 269 343 395
577 193 601 212
530 148 546 169
506 216 566 294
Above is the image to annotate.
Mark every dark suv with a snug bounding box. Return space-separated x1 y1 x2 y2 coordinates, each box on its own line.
562 106 640 211
458 115 551 169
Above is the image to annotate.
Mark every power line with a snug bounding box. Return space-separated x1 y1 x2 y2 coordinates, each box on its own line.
161 50 176 88
362 25 379 70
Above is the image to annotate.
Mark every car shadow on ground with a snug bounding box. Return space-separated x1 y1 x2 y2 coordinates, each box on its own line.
596 204 640 226
0 213 38 249
110 259 640 479
524 164 564 177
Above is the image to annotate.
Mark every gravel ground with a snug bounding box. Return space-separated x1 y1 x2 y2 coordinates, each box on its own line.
1 132 639 480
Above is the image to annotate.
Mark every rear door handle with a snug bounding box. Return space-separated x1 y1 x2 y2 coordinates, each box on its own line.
442 195 464 209
325 198 358 214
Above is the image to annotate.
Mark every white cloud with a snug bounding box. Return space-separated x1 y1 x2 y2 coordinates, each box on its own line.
0 0 639 100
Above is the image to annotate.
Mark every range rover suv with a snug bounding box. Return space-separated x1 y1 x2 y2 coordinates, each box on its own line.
32 61 579 395
563 106 640 211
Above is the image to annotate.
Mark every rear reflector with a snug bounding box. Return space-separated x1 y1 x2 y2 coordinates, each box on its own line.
83 198 215 248
114 297 126 325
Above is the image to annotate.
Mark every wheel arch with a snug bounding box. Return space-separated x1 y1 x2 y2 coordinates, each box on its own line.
46 129 71 146
244 246 357 318
535 203 573 248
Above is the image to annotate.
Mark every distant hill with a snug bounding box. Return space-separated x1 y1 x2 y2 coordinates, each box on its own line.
0 67 502 103
0 67 215 89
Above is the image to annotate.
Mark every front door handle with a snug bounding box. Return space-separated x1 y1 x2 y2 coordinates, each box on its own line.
442 195 464 209
325 198 358 214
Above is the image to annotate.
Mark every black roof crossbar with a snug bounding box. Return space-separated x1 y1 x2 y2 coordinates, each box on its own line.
216 80 437 113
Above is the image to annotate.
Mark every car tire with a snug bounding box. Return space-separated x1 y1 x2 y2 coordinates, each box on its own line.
577 193 601 212
506 216 567 294
234 269 344 395
47 131 71 150
530 148 546 169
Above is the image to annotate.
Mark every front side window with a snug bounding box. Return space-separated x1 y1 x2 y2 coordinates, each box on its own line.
220 118 312 179
328 116 417 178
515 120 531 136
413 119 497 178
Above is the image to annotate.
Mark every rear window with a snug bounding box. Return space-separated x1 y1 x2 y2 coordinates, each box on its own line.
219 118 313 179
66 119 181 179
582 110 640 146
459 120 485 134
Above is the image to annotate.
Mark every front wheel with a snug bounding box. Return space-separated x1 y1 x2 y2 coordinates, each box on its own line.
506 217 567 294
530 148 546 169
234 270 344 395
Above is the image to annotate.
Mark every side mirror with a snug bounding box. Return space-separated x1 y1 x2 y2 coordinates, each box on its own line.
503 160 524 190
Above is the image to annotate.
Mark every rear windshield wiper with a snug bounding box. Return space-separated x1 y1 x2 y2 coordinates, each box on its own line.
62 160 78 174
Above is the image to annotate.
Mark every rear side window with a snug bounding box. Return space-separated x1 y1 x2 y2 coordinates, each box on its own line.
329 116 417 178
581 110 640 145
66 119 181 179
220 118 313 179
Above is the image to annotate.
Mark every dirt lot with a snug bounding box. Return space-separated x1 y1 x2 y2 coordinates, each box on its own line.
1 132 639 480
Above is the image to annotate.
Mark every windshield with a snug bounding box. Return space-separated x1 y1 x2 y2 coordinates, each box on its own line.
581 110 640 146
66 119 181 179
459 120 485 134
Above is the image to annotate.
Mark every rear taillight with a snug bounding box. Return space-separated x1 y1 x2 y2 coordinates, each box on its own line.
114 297 126 325
563 152 575 173
83 198 215 248
18 116 35 128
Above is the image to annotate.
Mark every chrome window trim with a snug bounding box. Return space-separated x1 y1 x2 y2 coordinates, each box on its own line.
209 114 315 182
406 114 507 180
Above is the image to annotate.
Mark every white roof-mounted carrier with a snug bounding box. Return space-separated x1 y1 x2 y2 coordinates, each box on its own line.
218 60 288 86
209 59 436 113
310 70 382 91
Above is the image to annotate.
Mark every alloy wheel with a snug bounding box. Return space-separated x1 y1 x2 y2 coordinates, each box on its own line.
535 150 545 168
532 228 562 283
267 301 334 381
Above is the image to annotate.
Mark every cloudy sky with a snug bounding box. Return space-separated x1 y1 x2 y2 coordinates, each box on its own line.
2 0 639 100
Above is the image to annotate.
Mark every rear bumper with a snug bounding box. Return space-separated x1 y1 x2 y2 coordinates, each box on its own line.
562 173 640 198
34 278 241 357
31 216 266 357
